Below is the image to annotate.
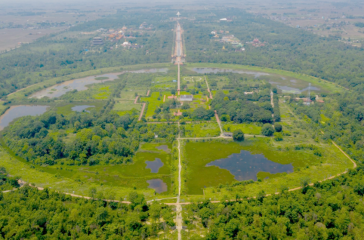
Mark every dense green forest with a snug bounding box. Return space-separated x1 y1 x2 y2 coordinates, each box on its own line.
210 84 275 124
185 167 364 240
0 186 176 239
1 100 177 166
0 167 19 191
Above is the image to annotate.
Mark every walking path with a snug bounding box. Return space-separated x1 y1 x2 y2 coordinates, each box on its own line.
204 76 213 99
214 110 223 135
178 64 181 95
176 122 183 240
138 103 146 121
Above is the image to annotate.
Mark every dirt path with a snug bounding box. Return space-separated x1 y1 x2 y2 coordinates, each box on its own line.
176 122 183 240
178 64 181 95
138 103 146 121
270 90 274 108
214 110 223 135
204 76 213 99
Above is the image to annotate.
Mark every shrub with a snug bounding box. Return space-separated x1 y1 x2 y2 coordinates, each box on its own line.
274 123 282 132
274 132 283 141
233 129 244 141
261 124 274 136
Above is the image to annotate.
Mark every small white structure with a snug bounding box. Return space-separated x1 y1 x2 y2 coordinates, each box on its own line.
220 18 227 21
211 31 217 35
180 95 193 101
122 42 131 47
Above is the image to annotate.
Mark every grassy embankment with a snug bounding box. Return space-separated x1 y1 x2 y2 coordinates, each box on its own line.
7 63 172 102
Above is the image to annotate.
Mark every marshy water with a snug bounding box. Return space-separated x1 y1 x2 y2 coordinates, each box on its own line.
206 150 293 181
30 68 168 99
192 68 269 78
156 145 170 153
147 179 167 193
192 67 322 93
0 105 49 130
145 158 164 173
71 105 95 112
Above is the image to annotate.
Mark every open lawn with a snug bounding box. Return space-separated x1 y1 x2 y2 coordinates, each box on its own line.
152 77 177 90
182 122 221 138
222 123 262 135
113 100 141 112
141 92 164 119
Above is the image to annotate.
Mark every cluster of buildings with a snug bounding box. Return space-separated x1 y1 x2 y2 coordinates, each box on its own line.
246 38 266 47
139 22 153 30
211 30 245 51
90 25 146 49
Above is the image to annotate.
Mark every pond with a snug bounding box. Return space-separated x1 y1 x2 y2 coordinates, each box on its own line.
30 68 168 99
145 158 164 173
71 105 95 113
191 67 324 93
156 145 171 153
206 150 293 181
0 105 49 130
192 68 269 78
270 81 321 94
147 179 168 193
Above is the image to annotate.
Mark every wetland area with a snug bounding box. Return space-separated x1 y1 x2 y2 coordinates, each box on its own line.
191 67 325 94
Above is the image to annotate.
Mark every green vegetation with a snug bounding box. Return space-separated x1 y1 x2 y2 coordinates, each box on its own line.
0 167 19 191
211 89 274 124
95 77 109 80
185 137 352 197
181 122 220 138
262 124 274 136
0 188 176 239
223 123 261 135
233 129 244 141
184 168 364 239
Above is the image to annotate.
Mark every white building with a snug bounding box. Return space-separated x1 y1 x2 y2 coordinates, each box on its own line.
180 95 193 101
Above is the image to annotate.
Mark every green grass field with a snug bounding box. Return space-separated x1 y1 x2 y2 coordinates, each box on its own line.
182 122 221 137
222 123 262 135
93 86 110 100
141 92 164 118
113 100 141 112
